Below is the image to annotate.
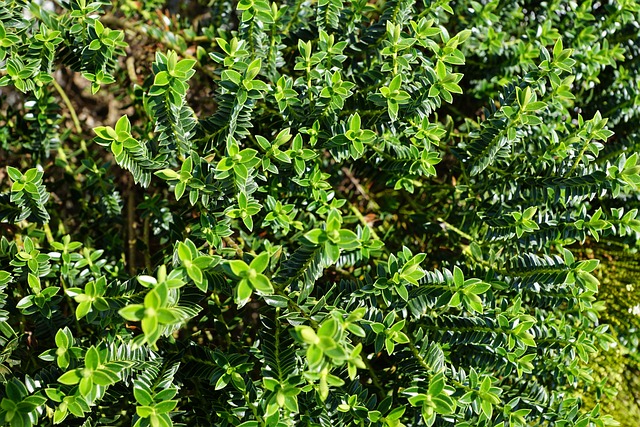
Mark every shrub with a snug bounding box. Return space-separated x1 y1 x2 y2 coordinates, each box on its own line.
0 0 639 426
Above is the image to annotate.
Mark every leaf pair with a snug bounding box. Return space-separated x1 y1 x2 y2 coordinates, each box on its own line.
228 252 273 307
304 209 359 264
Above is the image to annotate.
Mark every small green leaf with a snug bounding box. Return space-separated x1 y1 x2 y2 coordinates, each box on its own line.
325 242 340 264
177 242 192 263
157 308 181 324
119 304 145 321
187 264 203 284
453 266 464 287
155 169 180 180
155 400 178 414
252 273 273 294
175 181 187 200
142 313 159 337
6 166 22 181
55 328 71 349
115 115 131 135
338 229 358 245
92 369 119 386
236 279 253 306
229 260 249 276
389 74 402 92
134 385 153 406
350 113 361 132
305 229 325 244
84 346 100 371
137 405 155 417
137 275 157 287
175 58 197 73
153 71 170 86
250 252 269 274
58 369 82 385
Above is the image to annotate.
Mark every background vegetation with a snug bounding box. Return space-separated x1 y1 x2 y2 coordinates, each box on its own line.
1 0 640 426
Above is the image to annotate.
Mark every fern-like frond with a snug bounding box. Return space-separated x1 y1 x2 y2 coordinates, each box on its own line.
273 240 325 303
148 50 197 164
258 316 299 382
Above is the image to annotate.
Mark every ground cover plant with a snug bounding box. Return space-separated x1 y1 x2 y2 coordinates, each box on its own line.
0 0 640 425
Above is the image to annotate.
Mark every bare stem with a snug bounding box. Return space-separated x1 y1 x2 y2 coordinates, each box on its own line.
361 354 387 400
143 216 151 271
51 78 82 134
349 203 382 242
127 180 136 275
436 217 478 244
42 223 54 245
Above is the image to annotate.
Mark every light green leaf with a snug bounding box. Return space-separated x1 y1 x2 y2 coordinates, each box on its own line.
134 384 153 406
84 346 100 371
58 369 82 385
115 115 131 135
177 242 192 263
250 252 269 274
119 304 145 321
187 264 203 284
157 308 181 324
453 266 464 288
252 273 273 294
305 229 325 244
229 260 249 276
236 279 253 306
338 229 358 245
142 313 159 337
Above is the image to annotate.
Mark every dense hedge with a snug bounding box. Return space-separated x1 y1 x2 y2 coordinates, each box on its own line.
1 0 640 426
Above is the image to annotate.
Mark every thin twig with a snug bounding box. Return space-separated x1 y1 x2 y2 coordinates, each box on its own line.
342 167 373 203
349 204 382 242
436 217 478 244
143 216 151 271
51 78 82 134
361 354 387 400
42 223 54 245
127 179 136 275
125 56 138 84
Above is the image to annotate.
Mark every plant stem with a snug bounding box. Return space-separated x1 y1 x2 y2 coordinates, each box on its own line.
406 333 433 373
437 217 478 244
349 203 382 241
59 275 83 335
565 139 591 177
361 353 387 400
143 216 151 271
127 179 136 275
42 223 54 245
243 389 266 427
51 78 82 134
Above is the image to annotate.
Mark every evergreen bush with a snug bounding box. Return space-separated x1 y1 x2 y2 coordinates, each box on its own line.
0 0 639 426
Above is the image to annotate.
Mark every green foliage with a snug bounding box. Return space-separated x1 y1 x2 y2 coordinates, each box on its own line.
1 0 640 426
4 166 49 224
